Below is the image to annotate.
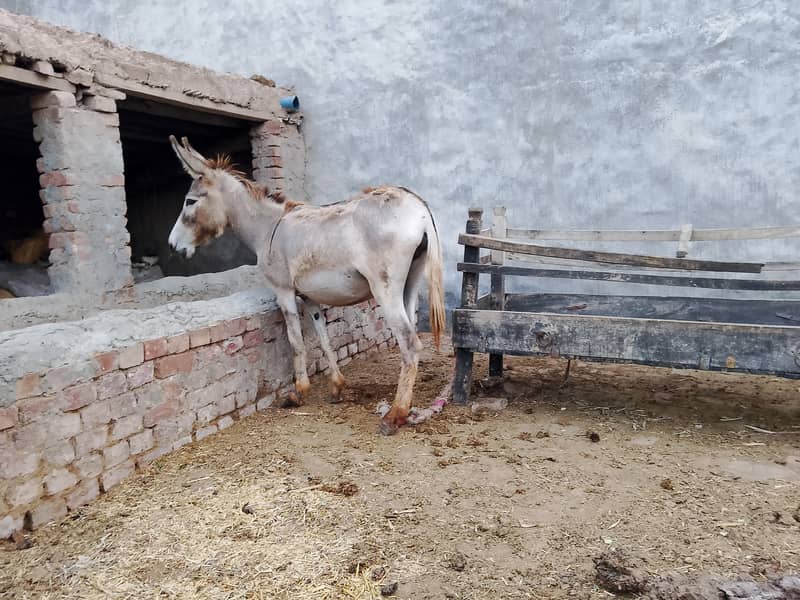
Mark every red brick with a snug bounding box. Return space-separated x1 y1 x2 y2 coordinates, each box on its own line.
209 323 228 343
16 374 42 400
154 351 193 378
39 170 76 188
242 330 264 348
0 406 18 430
100 174 125 187
166 333 190 354
223 336 244 355
143 400 179 428
189 328 211 348
26 497 67 529
144 338 168 360
63 381 97 411
226 318 248 338
118 343 144 369
96 371 127 400
126 361 154 389
94 351 119 374
245 316 263 331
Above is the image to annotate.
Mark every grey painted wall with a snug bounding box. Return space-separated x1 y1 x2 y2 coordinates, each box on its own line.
5 0 800 300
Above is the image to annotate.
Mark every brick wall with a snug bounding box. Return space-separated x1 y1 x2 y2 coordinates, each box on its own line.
32 89 132 294
0 299 393 538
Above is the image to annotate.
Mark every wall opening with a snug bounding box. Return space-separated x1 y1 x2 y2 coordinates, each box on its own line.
0 81 49 299
118 97 257 281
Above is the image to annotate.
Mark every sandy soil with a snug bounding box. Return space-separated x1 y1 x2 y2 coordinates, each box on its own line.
2 334 799 599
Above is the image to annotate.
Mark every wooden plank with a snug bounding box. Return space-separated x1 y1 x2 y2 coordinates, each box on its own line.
507 252 800 275
506 225 800 242
676 224 693 258
453 348 475 405
459 210 483 309
459 234 764 273
502 293 800 327
489 207 507 377
121 96 247 128
0 64 75 93
457 262 800 290
452 309 800 378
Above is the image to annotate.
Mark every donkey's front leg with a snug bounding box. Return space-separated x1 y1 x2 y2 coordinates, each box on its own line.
303 299 347 403
275 291 311 407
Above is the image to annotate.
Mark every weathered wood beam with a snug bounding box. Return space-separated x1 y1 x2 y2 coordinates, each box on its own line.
459 233 764 273
457 262 800 291
452 308 800 378
120 96 246 128
0 64 75 93
505 225 800 242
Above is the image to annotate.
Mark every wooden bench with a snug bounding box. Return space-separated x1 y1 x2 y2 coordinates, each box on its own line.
452 207 800 404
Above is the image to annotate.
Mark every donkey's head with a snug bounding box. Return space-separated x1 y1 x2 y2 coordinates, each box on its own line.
167 135 234 258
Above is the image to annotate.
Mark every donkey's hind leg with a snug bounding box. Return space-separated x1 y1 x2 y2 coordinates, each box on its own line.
303 299 347 403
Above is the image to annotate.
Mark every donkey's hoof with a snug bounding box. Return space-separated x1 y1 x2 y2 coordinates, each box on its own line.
328 394 344 404
379 419 399 436
276 392 304 409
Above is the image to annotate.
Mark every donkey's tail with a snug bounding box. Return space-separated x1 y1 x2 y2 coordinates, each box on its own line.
423 207 446 353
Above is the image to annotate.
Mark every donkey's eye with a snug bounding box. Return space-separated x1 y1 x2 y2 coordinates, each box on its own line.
185 198 198 207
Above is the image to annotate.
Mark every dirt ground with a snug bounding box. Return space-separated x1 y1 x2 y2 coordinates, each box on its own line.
2 334 799 600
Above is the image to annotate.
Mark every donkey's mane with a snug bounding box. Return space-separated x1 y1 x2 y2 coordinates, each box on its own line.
205 154 294 206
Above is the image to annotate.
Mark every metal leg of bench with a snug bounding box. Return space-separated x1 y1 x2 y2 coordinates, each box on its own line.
489 353 503 378
453 348 474 405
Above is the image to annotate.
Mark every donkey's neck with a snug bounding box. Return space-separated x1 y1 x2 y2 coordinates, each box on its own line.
223 181 284 260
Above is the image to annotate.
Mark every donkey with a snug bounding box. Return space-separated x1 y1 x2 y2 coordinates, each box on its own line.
167 136 446 435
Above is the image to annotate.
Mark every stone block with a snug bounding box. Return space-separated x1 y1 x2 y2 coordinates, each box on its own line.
27 497 67 529
66 478 100 510
0 407 17 430
43 440 75 468
96 372 127 400
75 426 108 457
103 440 130 468
80 399 111 427
6 479 42 508
128 430 154 455
189 328 211 348
44 468 78 496
74 454 103 479
100 459 134 492
110 415 143 441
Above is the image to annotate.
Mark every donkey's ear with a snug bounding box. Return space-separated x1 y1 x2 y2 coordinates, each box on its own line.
169 134 206 178
181 136 206 162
